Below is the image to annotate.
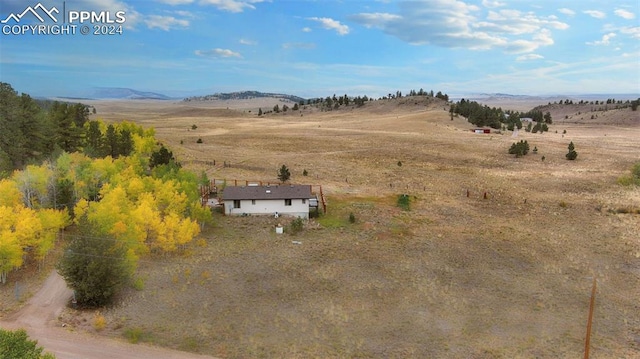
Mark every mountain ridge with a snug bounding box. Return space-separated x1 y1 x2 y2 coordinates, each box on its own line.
184 90 305 103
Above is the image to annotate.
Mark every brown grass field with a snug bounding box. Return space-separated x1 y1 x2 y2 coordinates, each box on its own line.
11 96 640 358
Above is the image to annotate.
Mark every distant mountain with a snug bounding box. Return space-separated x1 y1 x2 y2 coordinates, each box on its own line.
184 91 305 103
464 92 639 101
90 87 171 100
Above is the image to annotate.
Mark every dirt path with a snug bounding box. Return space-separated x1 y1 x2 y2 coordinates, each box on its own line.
0 271 218 359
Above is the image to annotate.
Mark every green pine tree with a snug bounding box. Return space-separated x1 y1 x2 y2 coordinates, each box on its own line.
566 141 578 160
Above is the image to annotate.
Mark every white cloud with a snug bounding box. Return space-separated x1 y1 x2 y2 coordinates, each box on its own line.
198 0 265 13
516 53 544 61
614 9 635 20
195 48 243 58
558 8 575 16
620 26 640 39
239 38 257 45
174 10 195 17
584 10 606 19
348 12 401 28
482 0 505 8
145 15 189 30
586 32 616 46
307 17 349 35
302 27 312 32
351 1 567 54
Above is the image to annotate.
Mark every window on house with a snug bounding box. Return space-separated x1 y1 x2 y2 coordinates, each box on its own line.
233 200 241 209
284 199 292 206
252 199 256 205
302 199 306 204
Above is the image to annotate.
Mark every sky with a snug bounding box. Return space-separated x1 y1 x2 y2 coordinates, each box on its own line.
0 0 639 99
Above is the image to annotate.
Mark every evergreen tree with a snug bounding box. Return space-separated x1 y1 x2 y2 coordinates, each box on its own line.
509 140 530 157
50 102 88 153
149 145 177 169
0 329 56 359
84 120 104 158
57 216 132 307
566 141 578 160
103 124 118 158
117 129 134 157
277 164 291 183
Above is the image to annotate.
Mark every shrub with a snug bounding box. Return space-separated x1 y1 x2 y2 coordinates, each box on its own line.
132 277 145 291
349 212 356 224
93 313 106 331
191 124 197 130
302 169 308 176
124 328 144 344
289 217 304 234
196 138 203 144
397 194 411 211
618 162 640 186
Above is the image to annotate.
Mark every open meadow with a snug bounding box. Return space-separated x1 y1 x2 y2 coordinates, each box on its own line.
51 97 640 358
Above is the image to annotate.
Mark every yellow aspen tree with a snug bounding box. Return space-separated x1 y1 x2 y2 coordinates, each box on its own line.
132 133 157 158
189 200 213 229
130 192 161 253
12 164 52 208
0 228 21 284
176 217 200 247
0 206 21 280
73 199 89 223
0 179 22 207
126 176 146 203
13 206 43 251
153 179 187 216
155 212 180 252
35 208 69 262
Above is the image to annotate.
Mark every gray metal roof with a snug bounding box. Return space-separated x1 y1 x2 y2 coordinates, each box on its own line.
223 185 312 200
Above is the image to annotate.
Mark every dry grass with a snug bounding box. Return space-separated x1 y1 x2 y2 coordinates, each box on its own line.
46 98 640 357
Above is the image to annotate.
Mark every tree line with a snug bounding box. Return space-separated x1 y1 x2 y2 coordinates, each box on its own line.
258 88 450 115
451 98 552 130
1 83 211 307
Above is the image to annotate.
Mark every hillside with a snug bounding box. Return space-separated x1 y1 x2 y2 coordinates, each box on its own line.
184 90 305 104
532 100 639 126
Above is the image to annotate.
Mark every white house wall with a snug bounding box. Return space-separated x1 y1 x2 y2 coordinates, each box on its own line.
224 198 309 219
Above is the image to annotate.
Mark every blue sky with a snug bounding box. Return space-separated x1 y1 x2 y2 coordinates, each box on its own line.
1 0 639 98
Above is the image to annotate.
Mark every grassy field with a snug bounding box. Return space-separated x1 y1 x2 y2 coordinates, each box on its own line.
38 97 640 357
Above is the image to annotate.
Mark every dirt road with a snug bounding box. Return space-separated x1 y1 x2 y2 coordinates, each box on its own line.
0 271 218 359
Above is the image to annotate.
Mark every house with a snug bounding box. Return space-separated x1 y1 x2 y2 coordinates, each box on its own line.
222 185 314 219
